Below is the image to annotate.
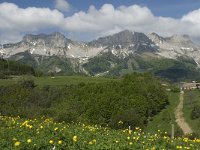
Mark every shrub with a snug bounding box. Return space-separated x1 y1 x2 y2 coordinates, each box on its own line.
19 79 36 89
0 72 8 79
191 105 200 120
110 109 145 129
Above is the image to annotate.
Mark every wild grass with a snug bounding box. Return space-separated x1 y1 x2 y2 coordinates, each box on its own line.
0 75 119 87
183 90 200 135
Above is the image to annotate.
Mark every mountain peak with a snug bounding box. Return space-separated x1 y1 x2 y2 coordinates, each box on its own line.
170 34 191 41
51 32 65 38
149 32 160 37
117 29 133 34
168 34 193 45
148 32 165 44
22 33 48 42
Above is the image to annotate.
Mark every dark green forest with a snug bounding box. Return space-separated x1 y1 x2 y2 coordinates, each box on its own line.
83 53 200 81
0 58 39 78
0 73 169 129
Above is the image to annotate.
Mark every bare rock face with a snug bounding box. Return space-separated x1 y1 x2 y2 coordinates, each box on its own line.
88 30 158 58
148 33 165 45
89 30 155 49
22 32 67 48
1 30 200 69
147 33 200 66
1 32 103 59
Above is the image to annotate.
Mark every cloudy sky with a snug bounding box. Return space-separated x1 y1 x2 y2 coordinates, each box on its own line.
0 0 200 43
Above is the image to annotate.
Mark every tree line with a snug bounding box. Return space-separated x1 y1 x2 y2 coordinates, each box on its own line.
0 58 42 78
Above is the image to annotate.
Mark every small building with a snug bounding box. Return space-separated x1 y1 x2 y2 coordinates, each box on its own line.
180 82 200 90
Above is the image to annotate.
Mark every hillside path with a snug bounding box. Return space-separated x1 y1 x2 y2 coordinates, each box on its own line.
174 90 193 135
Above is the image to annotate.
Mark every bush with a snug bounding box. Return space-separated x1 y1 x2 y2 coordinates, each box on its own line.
0 72 8 79
0 73 169 129
19 79 36 89
191 105 200 119
110 109 145 129
170 85 180 93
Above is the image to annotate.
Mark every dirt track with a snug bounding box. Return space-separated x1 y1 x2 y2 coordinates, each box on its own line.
175 91 193 135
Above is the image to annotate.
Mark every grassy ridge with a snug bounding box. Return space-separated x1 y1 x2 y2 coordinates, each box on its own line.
0 75 118 87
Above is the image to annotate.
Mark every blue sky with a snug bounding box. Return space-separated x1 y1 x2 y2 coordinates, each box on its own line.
0 0 200 43
3 0 200 18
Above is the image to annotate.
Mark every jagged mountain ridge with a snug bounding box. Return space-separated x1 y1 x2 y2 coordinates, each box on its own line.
1 30 199 60
148 33 200 66
1 30 200 79
88 30 158 57
1 32 102 60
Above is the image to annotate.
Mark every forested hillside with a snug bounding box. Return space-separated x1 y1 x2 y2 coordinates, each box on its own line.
0 58 39 78
84 53 200 81
0 73 168 129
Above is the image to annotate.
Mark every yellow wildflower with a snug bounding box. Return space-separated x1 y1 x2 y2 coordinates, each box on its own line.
54 127 58 131
14 141 20 147
118 121 123 124
58 140 62 145
27 139 32 143
89 141 93 145
128 130 132 135
49 140 54 144
195 139 200 143
176 145 182 149
73 136 78 142
135 127 140 130
92 139 96 144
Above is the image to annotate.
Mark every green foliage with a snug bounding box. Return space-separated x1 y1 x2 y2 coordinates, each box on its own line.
0 72 8 79
110 109 145 129
10 52 77 75
37 56 75 75
170 85 180 93
0 73 169 130
145 92 182 135
83 52 122 75
1 115 200 150
184 90 200 134
0 58 37 76
18 79 36 89
83 53 200 81
191 105 200 120
0 75 118 87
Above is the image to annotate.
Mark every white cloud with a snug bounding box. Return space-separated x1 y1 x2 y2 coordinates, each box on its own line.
55 0 70 12
0 2 65 43
0 2 200 43
0 2 64 31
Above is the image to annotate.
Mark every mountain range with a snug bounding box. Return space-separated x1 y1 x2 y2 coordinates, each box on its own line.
1 30 200 81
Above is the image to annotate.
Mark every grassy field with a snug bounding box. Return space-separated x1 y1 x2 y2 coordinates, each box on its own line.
183 90 200 135
0 75 119 87
145 92 183 136
1 115 199 150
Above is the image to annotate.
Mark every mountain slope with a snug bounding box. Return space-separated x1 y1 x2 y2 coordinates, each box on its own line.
9 51 80 75
1 30 200 80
